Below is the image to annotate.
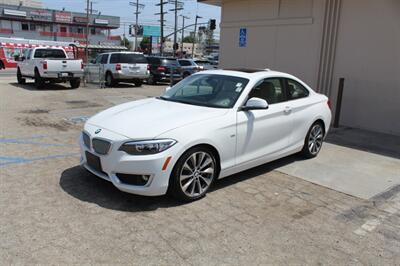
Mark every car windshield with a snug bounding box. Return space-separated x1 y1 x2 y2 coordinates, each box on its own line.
160 74 249 108
110 53 147 64
34 49 66 59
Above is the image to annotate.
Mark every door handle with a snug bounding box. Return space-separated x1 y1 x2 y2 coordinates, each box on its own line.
284 106 292 114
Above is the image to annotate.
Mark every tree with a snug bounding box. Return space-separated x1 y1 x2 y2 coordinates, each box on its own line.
182 35 195 43
140 37 151 51
120 36 132 50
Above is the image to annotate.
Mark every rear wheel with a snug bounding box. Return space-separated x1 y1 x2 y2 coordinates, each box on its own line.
169 147 218 202
17 68 26 84
134 79 143 87
301 122 325 158
147 75 156 85
70 78 81 89
34 69 45 89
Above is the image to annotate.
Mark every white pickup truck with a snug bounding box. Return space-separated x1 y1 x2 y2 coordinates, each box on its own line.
16 47 84 89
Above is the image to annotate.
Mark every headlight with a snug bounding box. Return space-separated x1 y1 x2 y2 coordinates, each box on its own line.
119 139 177 155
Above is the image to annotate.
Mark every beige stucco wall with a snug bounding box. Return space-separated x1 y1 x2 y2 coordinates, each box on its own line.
330 0 400 135
216 0 400 135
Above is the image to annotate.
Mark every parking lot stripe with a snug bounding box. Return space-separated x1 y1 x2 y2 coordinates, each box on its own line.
0 153 80 167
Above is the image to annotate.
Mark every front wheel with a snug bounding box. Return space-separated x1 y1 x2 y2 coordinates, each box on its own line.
17 68 26 84
301 122 325 158
147 75 156 85
169 147 218 202
105 72 115 87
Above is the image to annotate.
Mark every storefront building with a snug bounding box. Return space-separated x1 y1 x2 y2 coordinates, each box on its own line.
0 3 121 45
200 0 400 136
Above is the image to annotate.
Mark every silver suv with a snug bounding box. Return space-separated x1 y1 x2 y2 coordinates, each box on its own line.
91 52 150 87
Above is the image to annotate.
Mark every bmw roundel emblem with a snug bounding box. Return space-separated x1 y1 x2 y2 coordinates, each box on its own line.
95 129 102 134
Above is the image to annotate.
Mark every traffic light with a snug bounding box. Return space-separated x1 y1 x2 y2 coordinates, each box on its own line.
209 19 216 30
128 25 132 35
173 42 179 50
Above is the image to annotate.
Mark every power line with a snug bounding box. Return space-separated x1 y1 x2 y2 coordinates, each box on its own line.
155 0 168 55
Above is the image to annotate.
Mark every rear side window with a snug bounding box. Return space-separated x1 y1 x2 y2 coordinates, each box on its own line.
34 49 66 59
162 59 179 66
178 60 192 66
286 79 309 100
147 57 160 65
100 54 109 64
110 53 147 64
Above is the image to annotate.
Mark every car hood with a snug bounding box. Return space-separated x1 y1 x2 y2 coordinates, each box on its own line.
87 98 228 139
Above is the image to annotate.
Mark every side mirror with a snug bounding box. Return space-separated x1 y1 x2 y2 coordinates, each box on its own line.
241 97 269 111
165 86 172 92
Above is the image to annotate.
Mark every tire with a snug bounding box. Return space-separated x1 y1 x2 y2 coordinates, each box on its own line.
169 146 218 202
301 122 325 159
17 68 26 84
105 72 115 87
34 69 45 89
147 75 157 85
70 78 81 89
134 79 143 87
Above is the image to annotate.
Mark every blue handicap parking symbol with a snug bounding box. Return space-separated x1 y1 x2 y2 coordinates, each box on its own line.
239 28 247 48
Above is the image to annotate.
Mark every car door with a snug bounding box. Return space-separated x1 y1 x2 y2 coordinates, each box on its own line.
283 78 313 146
20 49 31 76
236 78 293 166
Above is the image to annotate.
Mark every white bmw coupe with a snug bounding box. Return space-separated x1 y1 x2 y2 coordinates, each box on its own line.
80 69 331 201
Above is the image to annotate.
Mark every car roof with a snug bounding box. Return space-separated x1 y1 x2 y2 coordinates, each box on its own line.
195 69 298 80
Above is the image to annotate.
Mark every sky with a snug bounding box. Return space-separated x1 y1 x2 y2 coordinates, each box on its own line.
41 0 221 40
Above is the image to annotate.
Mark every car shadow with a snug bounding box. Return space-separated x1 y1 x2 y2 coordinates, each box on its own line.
59 154 305 212
9 82 73 91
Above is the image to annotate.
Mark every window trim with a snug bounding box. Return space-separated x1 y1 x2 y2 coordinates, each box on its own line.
245 77 288 106
284 78 310 101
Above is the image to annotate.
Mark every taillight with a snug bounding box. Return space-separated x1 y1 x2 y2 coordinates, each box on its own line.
147 64 151 71
115 63 121 71
42 61 47 70
157 66 166 72
327 100 332 110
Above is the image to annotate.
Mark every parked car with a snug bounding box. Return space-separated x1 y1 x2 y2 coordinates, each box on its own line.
146 56 183 85
194 59 217 71
80 68 331 201
207 54 219 66
178 59 200 78
17 47 83 89
88 52 149 87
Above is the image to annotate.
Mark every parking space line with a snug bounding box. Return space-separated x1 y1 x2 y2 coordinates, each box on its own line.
0 153 80 167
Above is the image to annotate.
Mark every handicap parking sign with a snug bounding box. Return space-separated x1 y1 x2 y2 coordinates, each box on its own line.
239 28 247 48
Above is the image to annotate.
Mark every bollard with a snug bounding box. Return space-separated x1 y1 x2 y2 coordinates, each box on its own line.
333 78 345 128
170 66 174 86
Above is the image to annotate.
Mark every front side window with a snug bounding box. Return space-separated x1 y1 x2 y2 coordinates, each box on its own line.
100 54 109 64
248 78 286 104
34 49 66 59
161 74 249 108
286 79 309 100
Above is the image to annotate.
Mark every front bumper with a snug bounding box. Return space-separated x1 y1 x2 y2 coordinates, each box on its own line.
79 124 177 196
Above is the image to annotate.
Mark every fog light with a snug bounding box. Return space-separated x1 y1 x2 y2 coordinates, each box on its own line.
141 175 150 182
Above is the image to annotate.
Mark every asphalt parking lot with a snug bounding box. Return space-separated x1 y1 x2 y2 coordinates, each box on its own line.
1 69 399 265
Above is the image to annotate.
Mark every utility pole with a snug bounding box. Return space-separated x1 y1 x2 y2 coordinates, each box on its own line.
85 0 89 63
130 1 145 51
180 15 189 55
155 0 168 56
169 0 183 57
192 15 202 58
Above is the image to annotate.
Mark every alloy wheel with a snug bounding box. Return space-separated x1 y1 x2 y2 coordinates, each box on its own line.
308 124 324 155
179 152 215 198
